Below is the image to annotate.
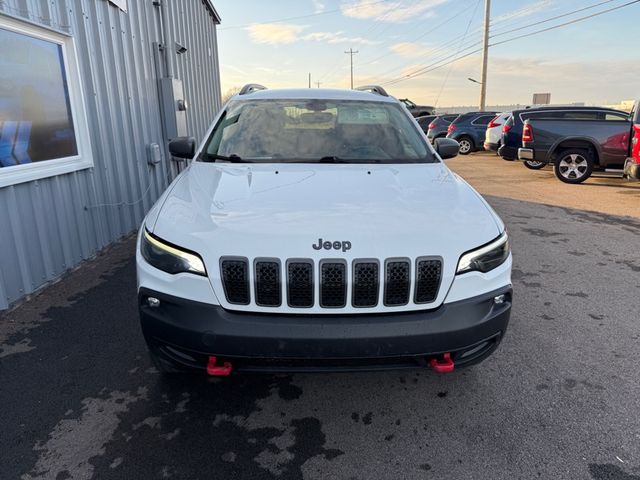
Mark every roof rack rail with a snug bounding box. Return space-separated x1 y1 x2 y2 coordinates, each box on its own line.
354 85 389 97
239 83 267 95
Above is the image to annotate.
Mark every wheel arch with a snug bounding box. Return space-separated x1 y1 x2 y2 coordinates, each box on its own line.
551 137 601 165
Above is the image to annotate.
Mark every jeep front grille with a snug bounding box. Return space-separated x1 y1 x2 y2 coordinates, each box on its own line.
255 260 281 307
320 261 347 308
384 259 411 306
219 257 442 309
220 258 250 305
287 260 314 308
352 261 379 308
414 258 442 304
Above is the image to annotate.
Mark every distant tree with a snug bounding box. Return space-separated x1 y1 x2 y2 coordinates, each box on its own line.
221 86 241 104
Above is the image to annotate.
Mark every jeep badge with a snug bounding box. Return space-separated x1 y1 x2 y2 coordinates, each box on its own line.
312 238 352 252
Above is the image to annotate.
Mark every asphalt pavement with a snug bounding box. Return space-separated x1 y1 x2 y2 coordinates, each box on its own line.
1 171 640 479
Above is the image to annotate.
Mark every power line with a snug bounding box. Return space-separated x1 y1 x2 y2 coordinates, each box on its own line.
490 0 619 38
382 0 640 86
356 0 477 71
319 0 480 86
379 0 640 87
316 0 404 84
433 0 482 107
490 0 640 46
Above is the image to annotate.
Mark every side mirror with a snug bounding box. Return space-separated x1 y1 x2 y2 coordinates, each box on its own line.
434 137 459 160
168 136 196 159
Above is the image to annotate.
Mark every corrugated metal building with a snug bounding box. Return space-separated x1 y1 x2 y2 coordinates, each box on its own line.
0 0 222 310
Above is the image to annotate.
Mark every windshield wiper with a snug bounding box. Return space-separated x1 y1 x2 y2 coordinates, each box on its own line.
316 156 350 163
199 153 251 163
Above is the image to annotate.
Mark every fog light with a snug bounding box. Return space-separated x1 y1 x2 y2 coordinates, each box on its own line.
494 294 506 305
147 297 160 308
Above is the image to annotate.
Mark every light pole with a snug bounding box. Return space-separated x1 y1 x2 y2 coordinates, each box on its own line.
479 0 491 111
344 48 359 89
468 77 482 85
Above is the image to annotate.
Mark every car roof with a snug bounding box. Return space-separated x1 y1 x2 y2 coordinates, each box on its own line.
459 111 498 116
512 105 628 115
233 88 398 104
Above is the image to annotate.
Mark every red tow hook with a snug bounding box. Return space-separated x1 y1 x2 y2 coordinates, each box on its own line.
429 353 455 373
206 356 233 376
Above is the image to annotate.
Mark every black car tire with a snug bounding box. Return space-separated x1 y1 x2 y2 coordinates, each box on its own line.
553 149 594 184
523 160 546 170
458 136 474 155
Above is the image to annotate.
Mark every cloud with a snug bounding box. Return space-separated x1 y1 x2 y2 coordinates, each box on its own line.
341 0 449 23
377 55 640 107
491 0 555 24
245 23 306 44
245 23 380 46
390 42 437 58
312 0 325 13
304 31 380 45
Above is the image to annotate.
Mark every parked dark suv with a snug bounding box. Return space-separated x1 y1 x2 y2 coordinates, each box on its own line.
416 115 437 133
446 111 498 155
426 114 459 143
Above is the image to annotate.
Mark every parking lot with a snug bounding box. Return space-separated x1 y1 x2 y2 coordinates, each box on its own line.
1 153 639 480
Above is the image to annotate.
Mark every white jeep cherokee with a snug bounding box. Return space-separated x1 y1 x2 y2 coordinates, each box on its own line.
137 85 512 375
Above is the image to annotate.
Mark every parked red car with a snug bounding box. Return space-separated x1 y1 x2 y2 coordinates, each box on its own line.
624 100 640 180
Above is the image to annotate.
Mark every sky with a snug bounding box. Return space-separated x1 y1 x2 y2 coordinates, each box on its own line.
214 0 640 107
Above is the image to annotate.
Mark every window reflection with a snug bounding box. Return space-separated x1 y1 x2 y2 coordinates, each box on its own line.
0 27 78 167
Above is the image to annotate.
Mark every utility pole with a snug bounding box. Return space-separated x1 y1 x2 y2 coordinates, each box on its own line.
344 48 359 89
308 72 311 88
315 82 322 88
479 0 490 111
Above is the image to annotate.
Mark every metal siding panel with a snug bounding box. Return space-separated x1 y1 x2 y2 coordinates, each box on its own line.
0 0 221 309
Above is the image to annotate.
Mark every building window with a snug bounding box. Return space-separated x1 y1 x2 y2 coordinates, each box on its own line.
0 14 92 187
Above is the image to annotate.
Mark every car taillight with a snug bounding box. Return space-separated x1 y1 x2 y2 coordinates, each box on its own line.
448 124 456 133
522 123 534 142
487 116 501 129
428 122 435 129
502 124 511 133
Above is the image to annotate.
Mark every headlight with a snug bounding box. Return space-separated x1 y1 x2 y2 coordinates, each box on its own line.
456 232 510 274
141 228 206 276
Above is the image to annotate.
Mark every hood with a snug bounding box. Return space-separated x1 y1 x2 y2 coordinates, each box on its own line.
151 161 502 311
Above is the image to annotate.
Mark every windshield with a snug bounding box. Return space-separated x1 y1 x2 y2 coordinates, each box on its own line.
202 99 434 164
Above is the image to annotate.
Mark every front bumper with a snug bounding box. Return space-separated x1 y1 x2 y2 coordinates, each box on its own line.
139 286 512 373
624 157 640 180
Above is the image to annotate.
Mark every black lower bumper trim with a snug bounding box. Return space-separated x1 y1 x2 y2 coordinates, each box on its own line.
139 286 512 373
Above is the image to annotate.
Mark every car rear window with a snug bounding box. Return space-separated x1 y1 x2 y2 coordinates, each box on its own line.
471 115 496 126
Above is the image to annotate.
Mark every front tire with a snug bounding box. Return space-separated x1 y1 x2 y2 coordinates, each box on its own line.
554 149 594 184
458 136 474 155
523 160 546 170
